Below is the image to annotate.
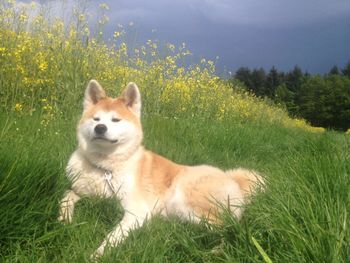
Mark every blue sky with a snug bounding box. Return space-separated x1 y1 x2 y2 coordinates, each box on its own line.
35 0 350 74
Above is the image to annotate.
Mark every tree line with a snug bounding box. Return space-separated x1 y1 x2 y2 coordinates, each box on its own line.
231 61 350 131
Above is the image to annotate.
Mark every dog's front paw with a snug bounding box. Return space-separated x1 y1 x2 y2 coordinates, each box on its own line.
90 244 105 262
57 208 72 224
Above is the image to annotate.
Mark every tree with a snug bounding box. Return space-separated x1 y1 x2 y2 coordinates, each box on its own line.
234 67 253 90
329 65 340 75
285 66 304 92
342 60 350 78
250 68 266 96
265 66 282 98
298 75 350 130
275 83 298 114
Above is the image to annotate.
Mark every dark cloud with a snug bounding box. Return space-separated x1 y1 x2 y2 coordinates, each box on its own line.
97 0 350 74
22 0 350 74
99 0 350 27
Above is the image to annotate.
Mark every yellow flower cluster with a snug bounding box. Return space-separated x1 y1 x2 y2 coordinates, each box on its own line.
0 1 322 132
283 118 325 133
14 103 23 111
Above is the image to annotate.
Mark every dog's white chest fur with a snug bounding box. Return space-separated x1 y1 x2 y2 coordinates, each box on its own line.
107 153 140 204
66 149 139 201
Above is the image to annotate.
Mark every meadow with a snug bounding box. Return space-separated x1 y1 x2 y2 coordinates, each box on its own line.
1 1 349 262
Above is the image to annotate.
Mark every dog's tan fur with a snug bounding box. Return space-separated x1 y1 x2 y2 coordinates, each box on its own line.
58 80 263 258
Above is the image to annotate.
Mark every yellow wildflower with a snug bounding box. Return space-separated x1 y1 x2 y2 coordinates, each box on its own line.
19 13 28 22
113 31 121 38
99 3 109 10
15 103 23 111
78 14 86 22
167 43 175 52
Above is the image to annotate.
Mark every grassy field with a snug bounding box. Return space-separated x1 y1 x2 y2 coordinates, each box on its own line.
1 111 349 262
0 1 349 262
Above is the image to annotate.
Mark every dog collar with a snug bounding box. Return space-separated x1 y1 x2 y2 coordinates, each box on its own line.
104 170 117 194
91 163 117 194
87 157 118 195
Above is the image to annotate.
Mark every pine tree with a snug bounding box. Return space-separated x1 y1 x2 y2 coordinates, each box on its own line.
285 66 303 92
329 65 340 75
342 60 350 78
234 67 253 90
265 66 281 98
250 68 266 96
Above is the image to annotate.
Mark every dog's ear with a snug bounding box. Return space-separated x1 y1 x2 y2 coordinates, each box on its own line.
122 82 141 117
84 80 106 109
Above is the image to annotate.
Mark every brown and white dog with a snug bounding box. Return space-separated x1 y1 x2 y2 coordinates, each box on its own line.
58 80 263 258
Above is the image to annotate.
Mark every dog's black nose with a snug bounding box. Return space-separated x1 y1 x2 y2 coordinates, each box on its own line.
94 124 107 135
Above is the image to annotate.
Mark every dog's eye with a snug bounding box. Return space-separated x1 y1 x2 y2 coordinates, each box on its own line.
112 118 121 122
93 117 100 121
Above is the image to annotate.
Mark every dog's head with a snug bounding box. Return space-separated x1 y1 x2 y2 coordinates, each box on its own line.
77 80 143 155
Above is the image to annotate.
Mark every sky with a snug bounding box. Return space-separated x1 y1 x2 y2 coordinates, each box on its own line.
30 0 350 75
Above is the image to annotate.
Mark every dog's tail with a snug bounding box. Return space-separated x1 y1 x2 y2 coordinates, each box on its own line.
226 168 264 197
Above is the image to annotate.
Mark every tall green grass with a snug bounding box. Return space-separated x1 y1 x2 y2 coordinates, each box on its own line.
1 112 349 262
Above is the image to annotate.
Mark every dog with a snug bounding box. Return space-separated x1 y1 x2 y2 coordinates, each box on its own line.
58 80 263 258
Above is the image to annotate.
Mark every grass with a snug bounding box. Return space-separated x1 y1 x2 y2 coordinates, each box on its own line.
1 111 349 262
